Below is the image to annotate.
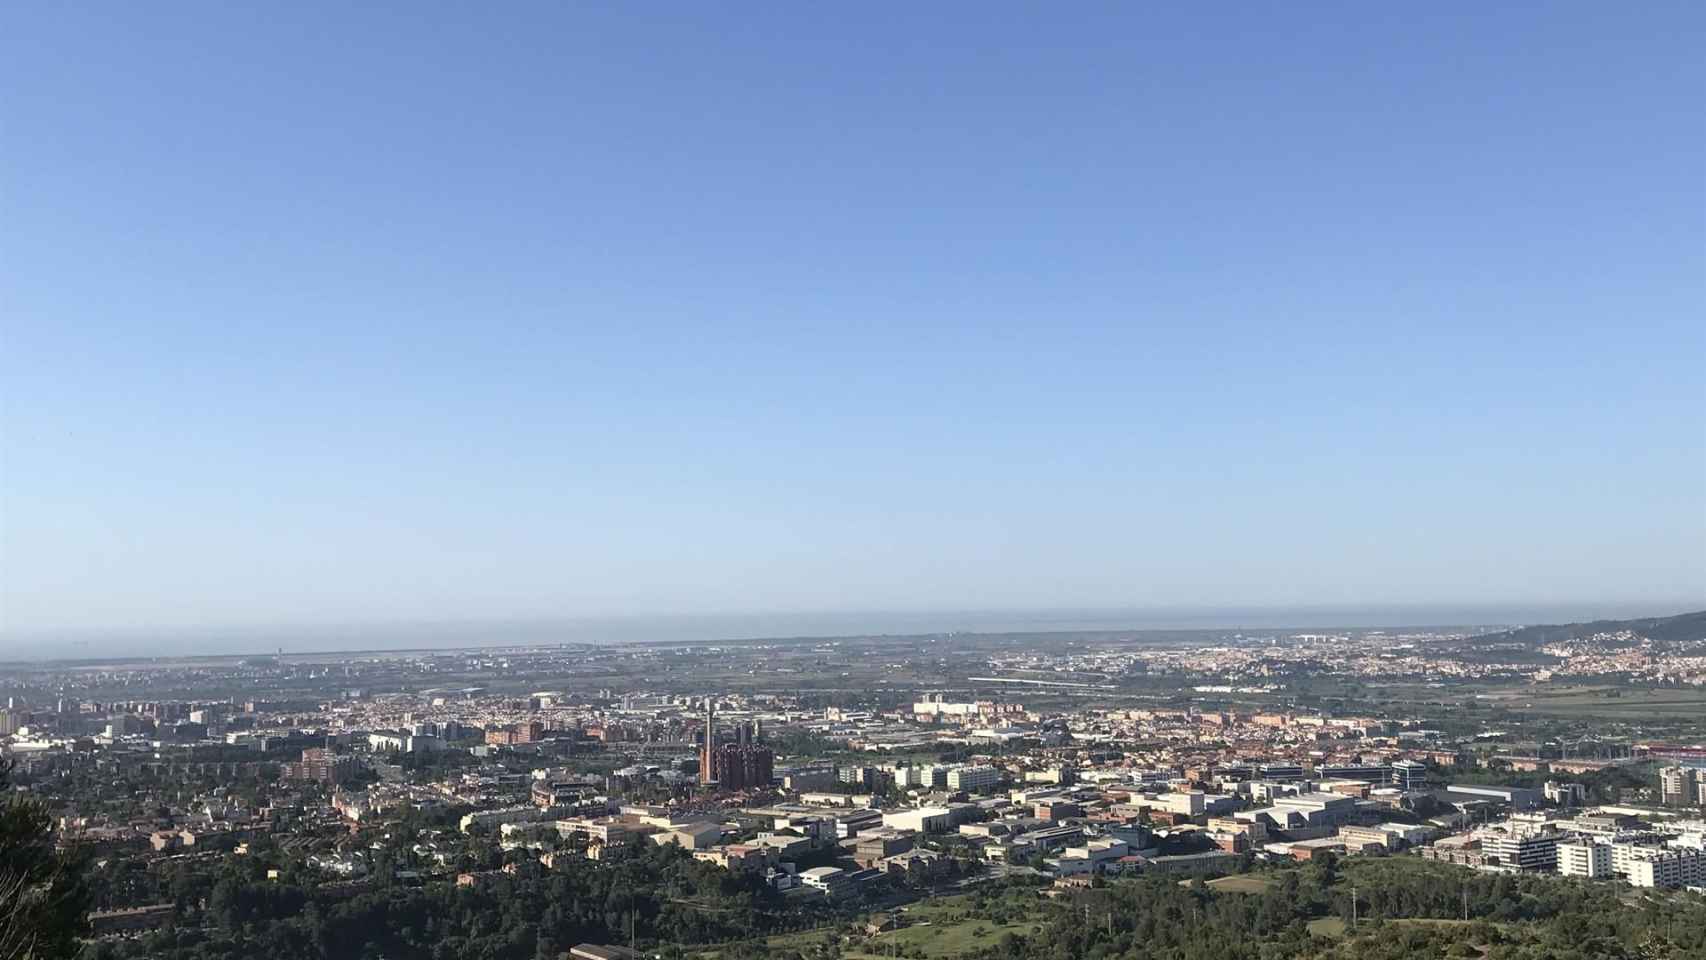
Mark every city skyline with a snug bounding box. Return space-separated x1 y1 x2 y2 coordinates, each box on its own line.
3 582 1705 956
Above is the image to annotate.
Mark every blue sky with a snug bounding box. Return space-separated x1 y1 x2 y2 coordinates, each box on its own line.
2 3 1702 639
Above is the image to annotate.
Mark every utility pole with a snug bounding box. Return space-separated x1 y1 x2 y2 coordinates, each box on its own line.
1350 885 1358 930
1461 883 1468 922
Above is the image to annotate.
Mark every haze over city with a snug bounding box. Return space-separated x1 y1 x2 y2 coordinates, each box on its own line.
4 3 1704 649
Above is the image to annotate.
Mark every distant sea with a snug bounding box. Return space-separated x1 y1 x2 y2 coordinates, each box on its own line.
0 603 1687 661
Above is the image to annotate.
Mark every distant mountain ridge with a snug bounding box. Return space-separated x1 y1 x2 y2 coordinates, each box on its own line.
1464 609 1706 650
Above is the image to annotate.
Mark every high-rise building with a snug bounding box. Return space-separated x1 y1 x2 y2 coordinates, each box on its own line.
1659 766 1698 806
699 698 717 784
705 743 774 790
701 697 773 790
0 709 20 737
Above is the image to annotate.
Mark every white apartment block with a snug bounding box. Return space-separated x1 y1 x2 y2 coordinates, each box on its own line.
1557 840 1612 879
946 764 1001 793
894 765 947 789
1625 848 1706 889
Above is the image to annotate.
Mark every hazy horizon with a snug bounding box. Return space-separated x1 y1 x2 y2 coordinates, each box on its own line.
3 601 1701 661
4 4 1702 641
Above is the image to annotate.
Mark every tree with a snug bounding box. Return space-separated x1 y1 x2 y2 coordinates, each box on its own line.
0 759 90 960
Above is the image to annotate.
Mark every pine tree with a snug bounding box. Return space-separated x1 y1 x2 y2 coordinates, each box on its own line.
0 759 90 960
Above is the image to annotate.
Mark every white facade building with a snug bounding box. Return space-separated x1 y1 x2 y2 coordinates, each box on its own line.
1557 840 1613 879
1626 849 1706 889
799 865 851 898
946 765 1001 793
883 806 955 834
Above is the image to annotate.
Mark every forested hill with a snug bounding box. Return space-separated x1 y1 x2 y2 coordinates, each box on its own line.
1464 609 1706 650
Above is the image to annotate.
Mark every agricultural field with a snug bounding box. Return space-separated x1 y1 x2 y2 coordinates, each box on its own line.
1486 684 1706 718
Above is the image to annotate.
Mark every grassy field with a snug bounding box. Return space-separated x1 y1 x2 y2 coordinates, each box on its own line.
691 927 840 959
1306 917 1347 937
1335 678 1706 720
695 892 1049 960
845 892 1047 959
1175 874 1275 894
1309 916 1482 939
849 917 1035 959
1206 874 1275 894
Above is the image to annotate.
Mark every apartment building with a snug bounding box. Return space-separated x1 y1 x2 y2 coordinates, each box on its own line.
946 765 1001 793
1556 840 1613 879
1626 848 1706 889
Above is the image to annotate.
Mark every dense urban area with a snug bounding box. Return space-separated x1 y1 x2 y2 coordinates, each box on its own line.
4 610 1706 960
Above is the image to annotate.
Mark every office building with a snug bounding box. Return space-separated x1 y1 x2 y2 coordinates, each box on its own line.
1446 784 1542 809
799 866 852 898
1316 763 1383 782
1479 831 1559 872
1390 760 1427 791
